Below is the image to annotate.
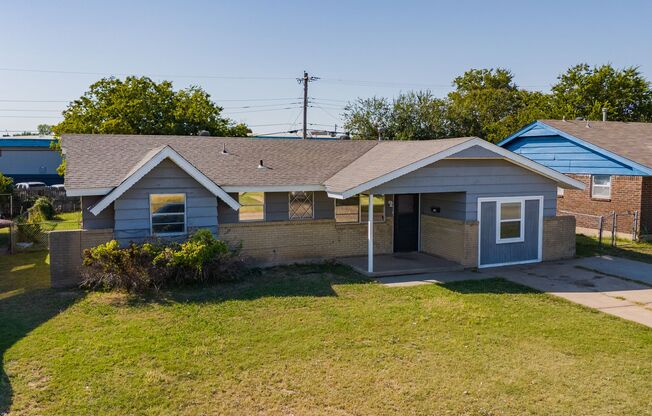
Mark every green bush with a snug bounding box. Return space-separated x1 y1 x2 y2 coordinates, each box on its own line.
80 230 243 292
28 197 55 222
0 172 13 194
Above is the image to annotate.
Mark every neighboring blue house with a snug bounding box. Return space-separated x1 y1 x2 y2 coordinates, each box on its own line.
0 136 63 185
498 119 652 239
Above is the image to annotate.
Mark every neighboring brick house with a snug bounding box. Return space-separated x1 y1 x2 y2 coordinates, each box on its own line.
499 120 652 239
55 133 582 285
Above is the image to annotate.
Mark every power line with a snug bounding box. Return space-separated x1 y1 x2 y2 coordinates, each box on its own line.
221 102 301 109
224 106 301 115
0 109 62 112
0 67 296 80
0 115 62 118
310 105 342 122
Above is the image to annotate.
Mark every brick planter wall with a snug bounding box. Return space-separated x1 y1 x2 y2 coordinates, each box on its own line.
542 216 576 261
420 215 478 267
218 218 393 265
49 229 114 288
558 174 644 239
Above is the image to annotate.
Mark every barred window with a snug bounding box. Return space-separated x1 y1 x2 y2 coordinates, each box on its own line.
289 191 314 220
150 194 186 235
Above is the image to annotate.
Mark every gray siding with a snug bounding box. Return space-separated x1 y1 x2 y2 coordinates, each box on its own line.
82 196 115 229
448 145 501 159
218 193 239 224
113 159 217 244
369 159 557 220
479 199 540 266
420 192 466 221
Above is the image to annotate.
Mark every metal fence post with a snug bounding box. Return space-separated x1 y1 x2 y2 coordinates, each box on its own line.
598 215 604 248
632 210 639 241
611 211 617 247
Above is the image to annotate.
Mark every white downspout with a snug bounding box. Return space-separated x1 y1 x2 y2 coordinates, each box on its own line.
368 193 374 274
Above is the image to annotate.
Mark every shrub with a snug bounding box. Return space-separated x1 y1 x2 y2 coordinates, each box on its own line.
28 197 55 222
80 229 243 293
0 172 13 194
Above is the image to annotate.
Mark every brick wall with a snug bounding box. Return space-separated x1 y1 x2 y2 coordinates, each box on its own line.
542 216 576 261
218 218 393 265
641 177 652 237
49 229 114 288
420 215 478 267
558 174 643 238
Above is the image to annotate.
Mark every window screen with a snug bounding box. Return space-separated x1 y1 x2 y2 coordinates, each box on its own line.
498 201 523 242
591 175 611 199
335 196 360 223
360 194 385 222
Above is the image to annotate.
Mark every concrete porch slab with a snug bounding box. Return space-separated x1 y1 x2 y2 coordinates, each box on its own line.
338 252 464 277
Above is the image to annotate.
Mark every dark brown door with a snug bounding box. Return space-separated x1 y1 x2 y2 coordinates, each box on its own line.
393 194 419 252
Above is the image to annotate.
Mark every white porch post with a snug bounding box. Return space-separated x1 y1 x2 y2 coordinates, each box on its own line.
368 193 374 273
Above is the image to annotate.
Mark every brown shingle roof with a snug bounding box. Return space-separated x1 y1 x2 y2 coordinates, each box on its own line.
62 134 378 190
541 119 652 170
324 137 475 193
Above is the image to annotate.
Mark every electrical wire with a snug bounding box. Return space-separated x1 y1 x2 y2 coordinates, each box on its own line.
0 67 296 80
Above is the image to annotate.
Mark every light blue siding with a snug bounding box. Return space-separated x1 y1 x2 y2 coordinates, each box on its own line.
369 159 557 220
503 132 647 176
112 159 218 245
479 199 540 266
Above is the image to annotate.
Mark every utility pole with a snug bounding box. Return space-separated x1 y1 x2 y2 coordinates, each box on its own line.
297 71 319 139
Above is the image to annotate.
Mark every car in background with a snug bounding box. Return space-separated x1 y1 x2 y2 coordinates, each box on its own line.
15 182 47 190
50 184 65 190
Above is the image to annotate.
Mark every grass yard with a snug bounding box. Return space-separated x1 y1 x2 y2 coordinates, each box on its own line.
39 211 81 232
576 233 652 263
1 256 651 415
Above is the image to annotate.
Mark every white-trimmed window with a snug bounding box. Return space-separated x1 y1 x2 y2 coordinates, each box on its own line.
289 191 314 219
335 194 385 223
496 200 524 243
591 175 611 200
557 187 564 198
238 192 265 222
150 193 186 236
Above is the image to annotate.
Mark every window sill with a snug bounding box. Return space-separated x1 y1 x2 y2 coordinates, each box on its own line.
591 198 611 202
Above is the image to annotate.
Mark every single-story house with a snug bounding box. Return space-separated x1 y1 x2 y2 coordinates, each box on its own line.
0 136 63 185
499 120 652 240
59 133 582 276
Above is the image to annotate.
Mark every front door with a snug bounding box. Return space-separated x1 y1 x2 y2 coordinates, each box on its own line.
393 194 419 252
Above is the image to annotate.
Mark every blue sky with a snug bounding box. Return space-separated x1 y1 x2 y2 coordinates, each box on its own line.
2 0 652 134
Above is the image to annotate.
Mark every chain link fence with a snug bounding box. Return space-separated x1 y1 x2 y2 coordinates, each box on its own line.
560 209 639 248
7 218 82 254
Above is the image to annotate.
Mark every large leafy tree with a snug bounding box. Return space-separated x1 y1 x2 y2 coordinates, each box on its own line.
54 76 249 136
52 76 249 175
551 64 652 122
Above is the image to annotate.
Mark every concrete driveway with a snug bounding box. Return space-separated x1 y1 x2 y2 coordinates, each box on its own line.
483 257 652 328
378 256 652 328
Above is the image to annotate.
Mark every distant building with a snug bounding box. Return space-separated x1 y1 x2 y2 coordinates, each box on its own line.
0 136 63 185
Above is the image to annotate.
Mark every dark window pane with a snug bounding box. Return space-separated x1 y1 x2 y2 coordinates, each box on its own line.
152 223 185 234
500 221 521 239
152 214 185 224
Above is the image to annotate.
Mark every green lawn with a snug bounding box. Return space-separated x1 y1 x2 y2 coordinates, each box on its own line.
1 256 651 415
576 233 652 263
39 211 81 232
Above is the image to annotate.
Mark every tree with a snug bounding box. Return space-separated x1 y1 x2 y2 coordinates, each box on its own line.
53 76 249 136
445 68 532 141
52 76 250 175
0 172 13 194
551 64 652 121
37 124 53 135
343 97 392 140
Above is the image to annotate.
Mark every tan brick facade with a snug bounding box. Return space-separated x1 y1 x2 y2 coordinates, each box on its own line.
542 216 576 261
420 215 478 267
49 229 114 288
558 174 644 239
218 218 393 265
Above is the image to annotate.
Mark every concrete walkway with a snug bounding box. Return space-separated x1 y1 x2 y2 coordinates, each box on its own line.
377 256 652 328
